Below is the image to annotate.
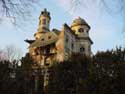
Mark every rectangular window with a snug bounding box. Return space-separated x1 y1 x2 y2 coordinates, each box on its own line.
45 45 50 54
66 37 68 43
42 19 46 24
71 43 74 49
45 59 50 66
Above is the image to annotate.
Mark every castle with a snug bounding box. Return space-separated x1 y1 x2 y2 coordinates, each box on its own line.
25 8 93 94
25 8 93 66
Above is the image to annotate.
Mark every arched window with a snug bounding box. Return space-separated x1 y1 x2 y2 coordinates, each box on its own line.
42 19 46 24
79 28 84 33
80 47 85 52
48 36 51 39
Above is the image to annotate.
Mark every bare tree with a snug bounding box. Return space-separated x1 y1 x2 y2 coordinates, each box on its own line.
1 0 124 18
0 0 39 25
0 0 124 30
101 0 124 14
70 0 124 14
0 49 6 61
4 45 22 62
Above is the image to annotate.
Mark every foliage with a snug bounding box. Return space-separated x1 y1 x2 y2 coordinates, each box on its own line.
0 45 22 61
0 47 125 94
48 56 92 94
93 47 125 94
0 53 34 94
0 60 25 94
48 47 125 94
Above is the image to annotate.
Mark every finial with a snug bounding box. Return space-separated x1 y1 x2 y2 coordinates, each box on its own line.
40 8 51 20
78 16 81 19
44 8 47 12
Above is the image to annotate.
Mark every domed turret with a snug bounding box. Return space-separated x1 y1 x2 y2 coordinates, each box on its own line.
71 17 90 37
71 17 93 56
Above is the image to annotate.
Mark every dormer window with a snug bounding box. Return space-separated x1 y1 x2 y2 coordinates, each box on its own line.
79 28 84 33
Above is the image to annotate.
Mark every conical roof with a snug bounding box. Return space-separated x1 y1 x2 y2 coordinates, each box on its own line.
29 31 58 48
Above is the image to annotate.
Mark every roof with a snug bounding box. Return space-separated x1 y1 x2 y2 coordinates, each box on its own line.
39 8 51 19
63 23 76 35
25 39 35 44
71 17 90 28
29 32 58 48
52 29 60 35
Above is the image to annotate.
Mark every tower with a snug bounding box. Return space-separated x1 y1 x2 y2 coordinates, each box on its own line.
71 17 93 55
34 8 51 39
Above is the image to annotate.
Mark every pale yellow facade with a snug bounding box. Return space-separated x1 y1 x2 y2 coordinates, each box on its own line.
25 8 93 66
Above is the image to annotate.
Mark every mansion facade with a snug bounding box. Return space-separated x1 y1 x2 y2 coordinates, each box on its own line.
25 8 93 66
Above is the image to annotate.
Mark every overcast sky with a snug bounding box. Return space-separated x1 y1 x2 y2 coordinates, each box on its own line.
0 0 124 56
